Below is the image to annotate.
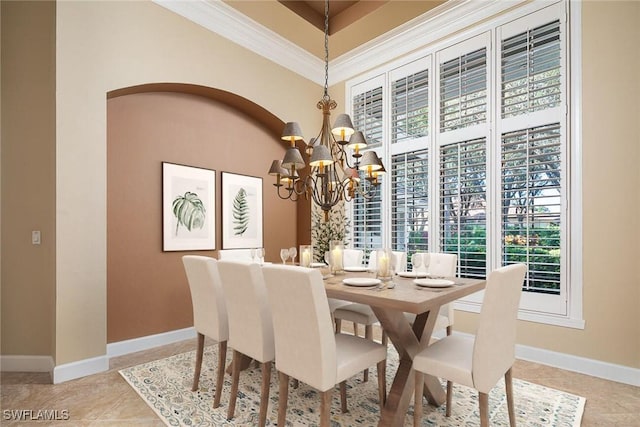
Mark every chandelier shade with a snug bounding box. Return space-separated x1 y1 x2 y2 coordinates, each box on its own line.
268 0 384 215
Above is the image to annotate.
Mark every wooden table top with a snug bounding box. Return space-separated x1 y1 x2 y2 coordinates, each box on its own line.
323 271 485 314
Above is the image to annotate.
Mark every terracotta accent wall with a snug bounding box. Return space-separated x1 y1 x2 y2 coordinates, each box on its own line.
107 89 301 343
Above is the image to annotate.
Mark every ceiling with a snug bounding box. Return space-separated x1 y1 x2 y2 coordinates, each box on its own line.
222 1 446 59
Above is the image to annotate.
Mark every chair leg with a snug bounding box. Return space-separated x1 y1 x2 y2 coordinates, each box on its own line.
292 378 299 389
320 389 333 427
335 318 342 334
339 380 348 413
414 371 424 427
446 325 453 336
382 330 388 347
363 324 373 382
192 333 205 391
479 392 489 427
213 340 227 408
227 350 242 420
505 368 516 427
446 381 452 417
258 362 271 427
278 371 289 427
353 322 359 337
377 360 387 410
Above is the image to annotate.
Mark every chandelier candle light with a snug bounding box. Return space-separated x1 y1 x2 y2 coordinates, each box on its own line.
268 0 385 220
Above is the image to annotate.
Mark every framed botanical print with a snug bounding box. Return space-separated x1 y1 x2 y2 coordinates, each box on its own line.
162 162 216 251
221 172 263 249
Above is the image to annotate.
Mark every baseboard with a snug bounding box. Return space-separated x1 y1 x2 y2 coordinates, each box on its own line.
452 331 640 387
0 355 54 374
52 355 109 384
107 326 196 358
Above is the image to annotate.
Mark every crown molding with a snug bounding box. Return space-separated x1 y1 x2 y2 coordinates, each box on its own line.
153 0 526 86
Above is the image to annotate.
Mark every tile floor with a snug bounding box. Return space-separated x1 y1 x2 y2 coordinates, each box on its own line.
2 334 639 426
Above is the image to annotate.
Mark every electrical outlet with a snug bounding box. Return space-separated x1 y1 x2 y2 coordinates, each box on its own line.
32 230 41 245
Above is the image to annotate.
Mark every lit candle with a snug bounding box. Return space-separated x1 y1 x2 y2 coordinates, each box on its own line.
332 246 343 272
301 249 311 267
378 254 389 278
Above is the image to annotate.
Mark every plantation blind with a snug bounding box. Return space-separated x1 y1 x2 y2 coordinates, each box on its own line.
439 47 487 133
352 86 384 147
439 138 487 278
391 69 429 144
501 123 562 294
351 173 383 259
501 20 561 118
391 149 430 263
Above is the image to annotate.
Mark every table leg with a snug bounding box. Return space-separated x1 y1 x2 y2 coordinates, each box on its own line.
371 307 446 427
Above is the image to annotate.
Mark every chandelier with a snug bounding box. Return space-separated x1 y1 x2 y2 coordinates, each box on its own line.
268 0 385 218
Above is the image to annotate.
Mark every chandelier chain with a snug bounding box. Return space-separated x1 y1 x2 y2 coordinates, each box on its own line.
323 0 329 99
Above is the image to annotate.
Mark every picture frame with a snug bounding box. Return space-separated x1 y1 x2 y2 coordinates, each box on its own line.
162 162 216 251
221 172 263 249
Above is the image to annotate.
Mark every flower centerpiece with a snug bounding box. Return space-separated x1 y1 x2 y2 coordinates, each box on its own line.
311 207 350 264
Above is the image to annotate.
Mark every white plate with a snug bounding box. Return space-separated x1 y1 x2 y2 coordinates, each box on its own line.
310 262 326 268
397 271 428 278
344 266 369 272
413 278 455 288
342 278 381 287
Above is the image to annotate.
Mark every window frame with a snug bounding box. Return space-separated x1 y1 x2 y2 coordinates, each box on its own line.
345 0 583 328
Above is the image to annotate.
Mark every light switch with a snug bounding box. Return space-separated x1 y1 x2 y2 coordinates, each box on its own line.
32 230 41 245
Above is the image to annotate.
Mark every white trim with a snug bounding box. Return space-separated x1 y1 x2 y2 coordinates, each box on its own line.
52 355 109 384
453 331 640 387
107 326 196 358
0 355 54 373
153 0 527 86
152 0 324 84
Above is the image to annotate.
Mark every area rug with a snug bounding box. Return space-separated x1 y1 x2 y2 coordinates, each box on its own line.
119 345 585 427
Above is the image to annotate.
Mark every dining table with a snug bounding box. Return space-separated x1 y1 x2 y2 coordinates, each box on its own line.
323 269 486 427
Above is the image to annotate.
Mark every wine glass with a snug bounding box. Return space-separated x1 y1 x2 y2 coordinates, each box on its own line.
250 248 257 263
411 253 423 273
259 248 266 264
280 248 289 264
288 246 297 264
422 253 431 275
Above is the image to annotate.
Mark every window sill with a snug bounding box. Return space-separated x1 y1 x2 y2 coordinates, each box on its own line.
454 301 586 329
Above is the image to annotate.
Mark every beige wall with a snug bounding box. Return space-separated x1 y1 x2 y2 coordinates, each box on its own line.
2 0 638 372
1 1 56 357
455 1 640 369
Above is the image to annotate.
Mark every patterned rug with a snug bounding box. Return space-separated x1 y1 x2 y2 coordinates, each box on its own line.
119 345 585 426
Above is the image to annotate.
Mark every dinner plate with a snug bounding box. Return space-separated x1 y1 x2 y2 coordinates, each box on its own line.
397 271 428 278
342 277 381 287
344 266 369 272
310 262 326 268
413 278 455 288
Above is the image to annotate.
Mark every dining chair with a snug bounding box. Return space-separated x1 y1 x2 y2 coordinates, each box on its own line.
343 248 364 268
333 250 406 381
181 255 229 408
218 248 254 262
412 263 527 427
216 260 275 427
406 252 458 336
261 264 387 427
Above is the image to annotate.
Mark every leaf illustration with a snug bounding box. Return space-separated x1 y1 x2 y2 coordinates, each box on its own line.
232 188 249 236
172 192 206 236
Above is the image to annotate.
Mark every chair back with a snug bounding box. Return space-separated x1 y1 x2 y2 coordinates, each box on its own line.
262 264 337 391
426 253 457 277
218 249 254 261
472 263 526 392
343 249 364 268
217 260 275 363
367 250 407 272
182 256 228 342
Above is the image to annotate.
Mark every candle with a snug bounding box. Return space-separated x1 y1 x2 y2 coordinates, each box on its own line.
301 250 311 267
332 247 343 271
378 254 389 277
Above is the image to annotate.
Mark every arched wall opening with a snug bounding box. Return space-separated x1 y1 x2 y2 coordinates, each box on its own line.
107 83 310 342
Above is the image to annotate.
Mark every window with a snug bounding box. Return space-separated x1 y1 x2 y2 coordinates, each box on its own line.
347 1 578 325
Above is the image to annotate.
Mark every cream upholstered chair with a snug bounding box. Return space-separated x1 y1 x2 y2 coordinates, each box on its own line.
216 260 275 427
343 248 364 268
181 256 228 408
261 264 387 427
406 252 458 336
333 250 406 381
413 263 527 427
218 248 254 261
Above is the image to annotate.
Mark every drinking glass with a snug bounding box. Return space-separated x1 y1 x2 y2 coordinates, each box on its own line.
280 248 289 264
250 248 257 262
411 253 422 273
288 246 297 264
422 253 431 275
259 248 266 264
